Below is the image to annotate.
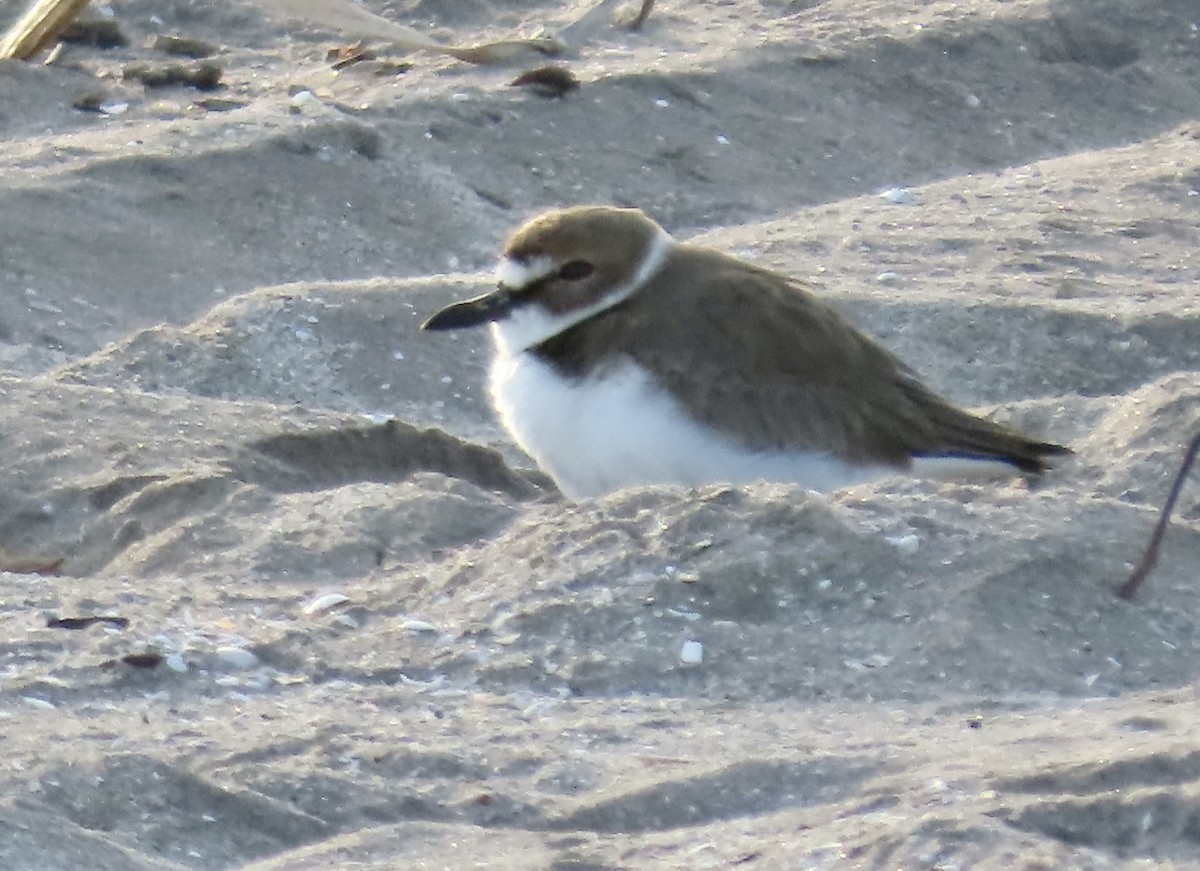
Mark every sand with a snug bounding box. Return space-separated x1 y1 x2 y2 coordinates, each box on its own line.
0 0 1198 867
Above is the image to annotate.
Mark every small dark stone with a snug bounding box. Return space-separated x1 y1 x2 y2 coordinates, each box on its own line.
61 19 127 49
71 91 106 113
153 34 219 59
124 61 223 91
122 652 164 669
510 65 580 99
48 615 129 631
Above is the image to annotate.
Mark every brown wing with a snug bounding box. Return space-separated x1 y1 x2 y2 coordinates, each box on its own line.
536 247 1068 471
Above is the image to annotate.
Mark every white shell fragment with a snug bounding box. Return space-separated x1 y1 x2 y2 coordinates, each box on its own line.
886 533 921 554
290 90 322 112
679 640 704 665
216 646 259 670
399 619 437 633
844 654 893 671
879 186 916 205
302 592 351 615
164 653 188 673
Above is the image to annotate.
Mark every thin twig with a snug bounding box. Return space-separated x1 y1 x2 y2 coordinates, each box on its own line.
1118 428 1200 599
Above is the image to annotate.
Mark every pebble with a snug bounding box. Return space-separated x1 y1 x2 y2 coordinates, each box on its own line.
679 640 703 665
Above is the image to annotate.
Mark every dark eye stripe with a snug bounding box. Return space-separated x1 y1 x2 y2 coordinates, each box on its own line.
558 260 594 281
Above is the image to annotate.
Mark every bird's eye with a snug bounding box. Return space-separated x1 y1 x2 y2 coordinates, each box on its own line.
558 260 594 281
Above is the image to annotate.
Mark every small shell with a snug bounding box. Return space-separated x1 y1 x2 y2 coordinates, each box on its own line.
289 90 322 112
886 533 921 554
216 646 259 670
679 640 703 665
164 653 188 673
399 619 437 633
302 593 350 615
879 187 916 205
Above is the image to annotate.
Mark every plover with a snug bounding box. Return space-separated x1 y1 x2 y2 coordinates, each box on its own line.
423 206 1069 499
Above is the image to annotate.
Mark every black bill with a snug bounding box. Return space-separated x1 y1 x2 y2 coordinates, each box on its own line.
421 287 516 331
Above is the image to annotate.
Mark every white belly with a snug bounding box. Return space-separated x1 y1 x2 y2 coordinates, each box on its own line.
488 352 886 500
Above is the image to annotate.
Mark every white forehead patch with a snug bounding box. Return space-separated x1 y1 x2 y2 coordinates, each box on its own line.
490 227 675 356
496 255 554 290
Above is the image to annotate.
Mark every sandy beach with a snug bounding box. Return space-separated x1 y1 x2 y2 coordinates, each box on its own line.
1 0 1199 867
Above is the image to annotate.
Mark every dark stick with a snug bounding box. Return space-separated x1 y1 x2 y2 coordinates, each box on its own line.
628 0 655 30
1118 428 1200 599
